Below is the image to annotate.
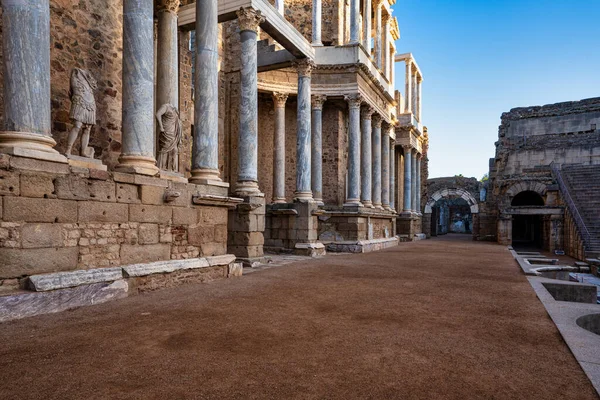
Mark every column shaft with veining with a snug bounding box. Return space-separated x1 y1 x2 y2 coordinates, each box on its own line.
295 59 315 201
403 146 412 212
272 93 288 203
390 141 396 211
416 154 422 213
345 94 362 206
312 95 326 204
349 0 360 44
374 0 382 68
312 0 323 46
360 106 374 207
381 125 390 210
372 115 382 209
156 0 179 109
411 149 417 212
362 0 372 50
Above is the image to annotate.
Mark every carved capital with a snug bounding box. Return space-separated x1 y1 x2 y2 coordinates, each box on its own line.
361 106 375 120
402 144 413 152
311 95 327 110
272 92 288 108
237 7 264 32
382 13 391 24
372 0 384 8
372 114 382 127
344 94 362 109
295 58 316 77
156 0 180 13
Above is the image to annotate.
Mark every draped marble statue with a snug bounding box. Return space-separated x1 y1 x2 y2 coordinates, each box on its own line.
66 68 97 158
156 103 182 172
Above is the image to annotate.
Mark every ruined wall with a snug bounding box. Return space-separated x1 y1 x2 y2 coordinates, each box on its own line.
319 215 393 242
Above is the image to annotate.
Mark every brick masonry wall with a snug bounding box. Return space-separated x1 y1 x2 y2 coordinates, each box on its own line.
0 155 229 282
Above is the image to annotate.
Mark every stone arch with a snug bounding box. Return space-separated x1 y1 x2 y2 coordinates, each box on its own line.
505 181 547 198
424 188 479 214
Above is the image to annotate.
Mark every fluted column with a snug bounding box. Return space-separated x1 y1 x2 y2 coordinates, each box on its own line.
411 149 417 212
312 95 327 205
117 0 158 175
390 140 396 211
362 0 372 51
416 154 422 213
312 0 323 46
190 0 221 182
272 93 288 203
402 145 412 213
295 59 315 201
372 115 382 209
360 106 374 207
0 0 62 159
275 0 284 14
344 94 362 206
382 125 390 210
374 0 382 68
405 60 412 114
349 0 360 44
383 14 390 77
156 0 179 110
235 8 264 195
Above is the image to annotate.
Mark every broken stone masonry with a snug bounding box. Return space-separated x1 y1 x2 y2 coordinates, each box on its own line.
0 0 428 321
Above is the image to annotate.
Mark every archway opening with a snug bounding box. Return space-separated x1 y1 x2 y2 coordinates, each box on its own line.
512 215 543 248
511 190 544 206
432 197 472 235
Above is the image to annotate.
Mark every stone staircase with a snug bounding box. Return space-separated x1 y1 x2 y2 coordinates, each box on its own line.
560 164 600 256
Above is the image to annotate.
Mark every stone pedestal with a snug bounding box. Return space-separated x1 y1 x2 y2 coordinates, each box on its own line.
67 155 107 171
265 201 323 256
228 195 266 267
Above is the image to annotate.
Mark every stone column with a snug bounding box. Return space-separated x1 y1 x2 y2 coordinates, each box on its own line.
117 0 158 175
236 8 264 195
156 0 179 110
383 13 390 77
411 149 417 212
360 106 374 207
390 140 396 212
312 95 327 205
312 0 323 46
374 0 382 68
405 61 413 114
272 92 288 203
416 154 422 213
372 115 382 209
190 0 221 183
412 71 418 117
344 94 362 206
402 145 412 213
349 0 360 44
382 125 390 210
0 0 63 161
295 59 315 201
275 0 284 14
362 0 372 51
417 75 423 121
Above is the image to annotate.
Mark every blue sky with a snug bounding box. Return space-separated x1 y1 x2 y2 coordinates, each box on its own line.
392 0 600 179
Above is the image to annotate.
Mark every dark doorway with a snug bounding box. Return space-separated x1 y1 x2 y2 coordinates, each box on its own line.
512 215 543 248
512 191 544 206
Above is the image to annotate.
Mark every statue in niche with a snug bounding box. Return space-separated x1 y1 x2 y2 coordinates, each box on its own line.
156 103 182 172
66 68 98 158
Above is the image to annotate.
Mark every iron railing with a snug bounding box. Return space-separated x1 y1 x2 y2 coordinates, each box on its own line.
551 163 592 252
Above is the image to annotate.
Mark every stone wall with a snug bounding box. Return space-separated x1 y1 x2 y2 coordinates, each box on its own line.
322 101 348 206
0 154 230 289
318 213 394 242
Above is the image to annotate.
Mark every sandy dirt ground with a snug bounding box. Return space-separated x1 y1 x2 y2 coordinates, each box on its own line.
0 234 597 400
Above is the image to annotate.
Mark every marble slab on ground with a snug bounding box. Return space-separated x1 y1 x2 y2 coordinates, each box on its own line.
29 267 123 291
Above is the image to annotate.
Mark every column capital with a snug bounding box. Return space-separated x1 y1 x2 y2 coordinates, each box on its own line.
156 0 180 13
402 144 413 151
295 58 316 77
311 95 327 110
372 113 382 127
382 13 391 24
237 7 264 32
344 93 362 109
373 0 384 8
361 105 375 120
272 92 289 108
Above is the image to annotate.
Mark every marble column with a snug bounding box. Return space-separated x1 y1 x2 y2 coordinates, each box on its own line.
403 145 412 213
190 0 221 182
295 59 315 201
236 8 264 195
372 115 382 209
374 0 382 68
156 0 179 110
417 76 423 121
390 141 396 212
416 154 422 213
349 0 360 44
405 60 412 114
272 92 288 203
311 95 327 205
383 14 390 77
312 0 323 46
117 0 158 175
360 106 374 207
411 149 417 212
381 125 390 210
362 0 372 51
275 0 284 14
412 71 418 117
344 94 362 206
0 0 61 159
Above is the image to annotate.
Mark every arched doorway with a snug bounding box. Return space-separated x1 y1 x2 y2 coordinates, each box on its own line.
424 188 479 238
511 191 545 248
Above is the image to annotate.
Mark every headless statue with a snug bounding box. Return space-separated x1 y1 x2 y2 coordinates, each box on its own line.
66 68 98 158
156 103 182 172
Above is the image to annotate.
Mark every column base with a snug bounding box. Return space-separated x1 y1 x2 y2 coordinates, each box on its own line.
189 168 222 184
0 131 67 163
272 197 287 204
383 205 392 211
235 180 262 197
343 200 363 208
361 200 374 208
294 191 314 202
312 41 324 47
115 154 159 176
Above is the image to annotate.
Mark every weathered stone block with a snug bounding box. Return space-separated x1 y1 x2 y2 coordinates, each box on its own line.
199 206 228 225
188 225 214 245
20 172 56 198
129 204 172 224
78 202 128 223
139 223 159 244
0 247 78 279
120 243 171 265
3 197 77 223
228 262 243 277
116 183 140 203
10 156 70 174
173 207 198 225
55 175 115 202
122 257 209 277
0 170 20 196
28 267 123 291
140 185 165 205
21 223 63 249
201 242 227 256
207 254 236 266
